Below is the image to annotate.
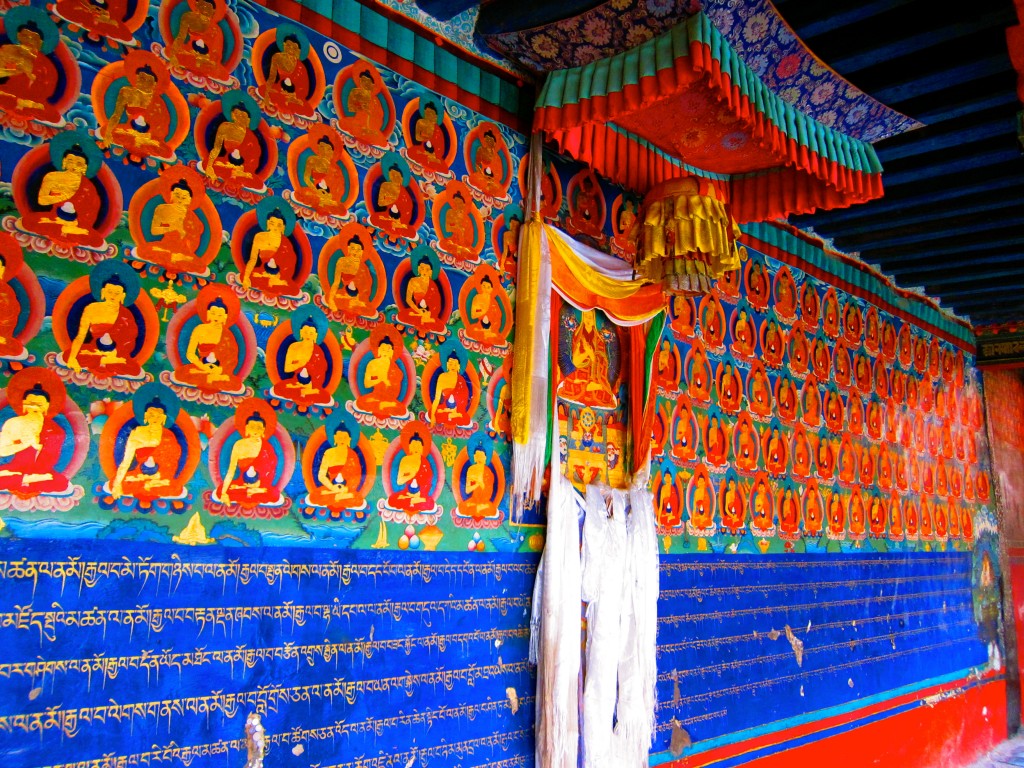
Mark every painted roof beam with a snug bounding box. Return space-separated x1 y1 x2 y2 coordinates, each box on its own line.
868 235 1024 262
810 194 1024 239
909 89 1020 124
882 147 1021 186
775 0 919 41
837 215 1024 250
877 116 1017 162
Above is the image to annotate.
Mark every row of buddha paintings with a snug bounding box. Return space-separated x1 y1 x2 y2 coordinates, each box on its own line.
0 0 630 271
0 0 559 551
552 248 994 556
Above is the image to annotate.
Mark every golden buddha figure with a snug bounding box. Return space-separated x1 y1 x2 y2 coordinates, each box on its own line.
36 146 98 238
168 0 223 74
102 64 164 150
65 271 141 377
110 398 181 500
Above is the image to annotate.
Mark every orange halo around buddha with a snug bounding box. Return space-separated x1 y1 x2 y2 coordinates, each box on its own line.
458 264 512 348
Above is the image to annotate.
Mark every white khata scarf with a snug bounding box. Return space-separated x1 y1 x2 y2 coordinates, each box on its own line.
578 482 660 768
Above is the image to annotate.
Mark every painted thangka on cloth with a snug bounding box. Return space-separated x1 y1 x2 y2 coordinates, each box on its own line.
0 0 534 553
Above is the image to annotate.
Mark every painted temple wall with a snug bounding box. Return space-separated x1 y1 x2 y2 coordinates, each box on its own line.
0 1 1007 767
984 368 1024 726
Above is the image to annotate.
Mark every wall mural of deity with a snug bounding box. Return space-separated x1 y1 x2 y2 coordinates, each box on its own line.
0 0 995 567
0 0 532 554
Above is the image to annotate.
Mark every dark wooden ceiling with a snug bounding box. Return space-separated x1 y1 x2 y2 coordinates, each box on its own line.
776 0 1024 328
416 0 1024 327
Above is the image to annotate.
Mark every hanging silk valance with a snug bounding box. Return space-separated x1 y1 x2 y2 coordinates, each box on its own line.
546 226 665 326
533 13 886 221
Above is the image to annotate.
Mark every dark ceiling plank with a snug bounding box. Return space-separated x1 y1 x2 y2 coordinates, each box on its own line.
838 215 1024 250
871 55 1011 106
923 271 1024 293
882 147 1022 186
795 176 1024 227
937 283 1024 301
868 235 1024 262
813 195 1024 239
877 116 1017 162
775 0 920 40
909 89 1020 124
890 259 1024 284
828 11 1014 74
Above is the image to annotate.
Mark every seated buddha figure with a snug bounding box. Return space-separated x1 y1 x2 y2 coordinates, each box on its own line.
670 397 698 463
172 286 245 394
847 489 867 537
0 236 27 359
467 126 511 197
567 173 603 238
761 318 785 367
868 494 886 537
811 336 830 381
0 10 69 126
747 363 772 418
216 400 282 507
838 438 858 484
292 130 356 219
257 27 317 117
774 268 797 320
822 290 840 339
720 476 746 531
688 470 715 530
788 328 810 374
779 487 800 536
775 375 798 422
686 342 712 403
369 156 419 239
670 295 696 338
325 229 378 316
745 260 769 310
109 387 186 502
803 484 824 535
843 301 863 345
763 426 788 475
133 169 217 273
269 307 335 407
827 491 845 537
0 369 74 498
834 345 852 388
62 262 144 379
307 412 370 513
100 53 179 160
165 0 235 82
655 468 682 529
339 66 389 144
498 208 523 276
559 308 618 409
824 388 844 433
407 99 450 172
461 268 511 348
730 308 757 358
733 415 759 472
801 284 820 329
750 477 774 533
702 414 729 467
437 191 482 259
717 361 743 414
353 325 410 419
426 344 474 429
865 308 880 353
792 427 812 478
396 247 448 335
201 93 265 187
816 436 836 480
653 339 680 393
21 135 112 249
387 424 439 513
239 199 303 297
456 435 502 521
700 295 726 350
801 380 822 428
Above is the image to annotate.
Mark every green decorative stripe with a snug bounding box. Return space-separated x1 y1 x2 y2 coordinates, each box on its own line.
289 0 522 114
538 13 882 176
603 123 733 182
743 221 975 346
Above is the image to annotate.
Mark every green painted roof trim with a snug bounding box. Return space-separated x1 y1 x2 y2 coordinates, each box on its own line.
538 13 882 176
290 0 521 114
604 122 733 182
742 221 975 346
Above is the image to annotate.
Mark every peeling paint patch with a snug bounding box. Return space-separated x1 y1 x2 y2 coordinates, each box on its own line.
506 686 519 714
785 625 804 667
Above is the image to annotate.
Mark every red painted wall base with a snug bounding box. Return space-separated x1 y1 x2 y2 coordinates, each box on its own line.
662 677 1007 768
